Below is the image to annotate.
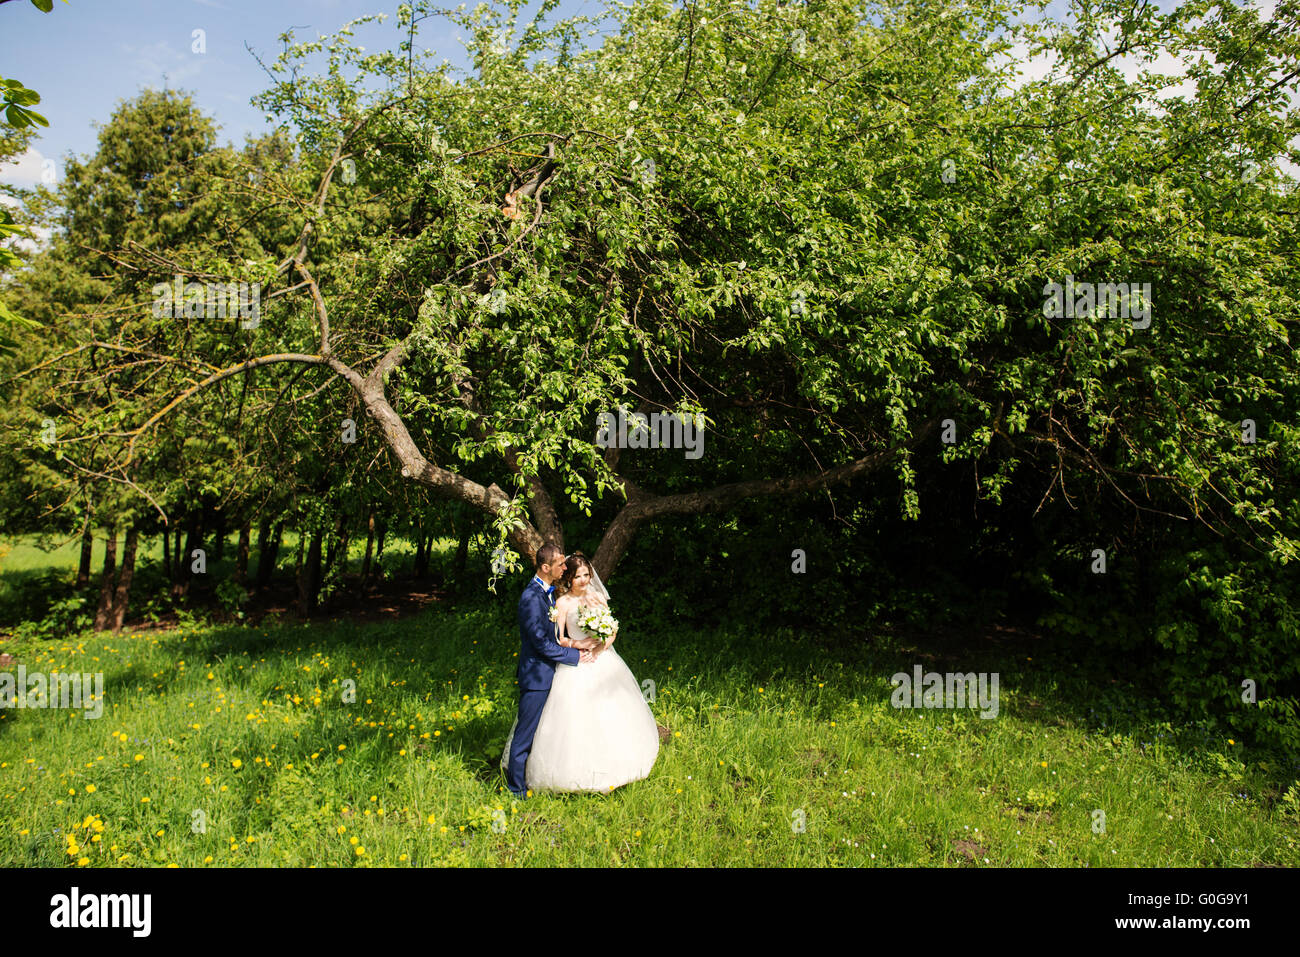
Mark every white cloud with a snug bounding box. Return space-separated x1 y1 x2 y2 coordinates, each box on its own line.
0 146 53 188
0 193 52 253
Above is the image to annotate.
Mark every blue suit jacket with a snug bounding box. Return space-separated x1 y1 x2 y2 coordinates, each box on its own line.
517 578 579 690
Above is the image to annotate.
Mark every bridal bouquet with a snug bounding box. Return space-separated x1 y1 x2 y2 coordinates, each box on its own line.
578 604 618 644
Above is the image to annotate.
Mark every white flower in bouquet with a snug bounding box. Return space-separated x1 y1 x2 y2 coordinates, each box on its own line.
578 604 618 644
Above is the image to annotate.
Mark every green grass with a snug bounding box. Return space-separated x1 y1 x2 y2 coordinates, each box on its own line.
2 533 1298 867
1 605 1298 867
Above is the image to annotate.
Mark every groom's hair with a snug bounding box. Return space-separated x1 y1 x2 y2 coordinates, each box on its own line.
535 543 564 569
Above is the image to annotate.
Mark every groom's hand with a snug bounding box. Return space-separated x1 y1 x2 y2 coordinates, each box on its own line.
578 649 595 664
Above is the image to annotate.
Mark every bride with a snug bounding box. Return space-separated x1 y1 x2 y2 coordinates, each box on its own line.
500 552 659 793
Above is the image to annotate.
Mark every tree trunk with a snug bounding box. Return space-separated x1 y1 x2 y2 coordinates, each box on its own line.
174 511 201 598
211 508 227 562
414 526 429 578
172 524 184 584
325 514 346 572
453 520 471 585
93 526 118 632
254 518 271 580
297 530 322 616
109 525 139 634
76 521 94 587
162 526 172 583
257 519 283 585
235 522 251 583
291 526 306 609
335 522 351 578
361 512 375 582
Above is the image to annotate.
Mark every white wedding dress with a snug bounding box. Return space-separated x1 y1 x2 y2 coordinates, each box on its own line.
500 602 659 793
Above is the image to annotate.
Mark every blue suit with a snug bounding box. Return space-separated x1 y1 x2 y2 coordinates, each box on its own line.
507 576 580 796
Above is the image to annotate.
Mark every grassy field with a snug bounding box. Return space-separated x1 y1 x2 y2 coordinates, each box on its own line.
1 538 1298 867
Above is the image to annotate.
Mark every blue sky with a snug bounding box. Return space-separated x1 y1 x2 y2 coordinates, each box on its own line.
0 0 1291 189
0 0 615 185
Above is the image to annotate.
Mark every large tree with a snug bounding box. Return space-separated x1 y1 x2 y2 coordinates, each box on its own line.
10 0 1299 591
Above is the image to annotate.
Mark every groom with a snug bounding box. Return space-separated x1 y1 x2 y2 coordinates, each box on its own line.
507 543 595 798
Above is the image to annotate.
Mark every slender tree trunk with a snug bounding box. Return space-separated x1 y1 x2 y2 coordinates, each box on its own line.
297 530 322 616
254 518 270 581
335 522 351 578
76 522 94 587
211 508 227 563
414 524 429 578
109 525 139 634
325 514 345 571
453 520 471 583
93 526 118 632
172 525 184 584
292 527 306 604
257 519 284 586
162 526 172 583
174 511 201 598
361 512 375 582
376 520 387 560
308 531 323 613
235 522 251 583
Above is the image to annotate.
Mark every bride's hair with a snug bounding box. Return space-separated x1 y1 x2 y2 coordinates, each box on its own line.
556 551 594 598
